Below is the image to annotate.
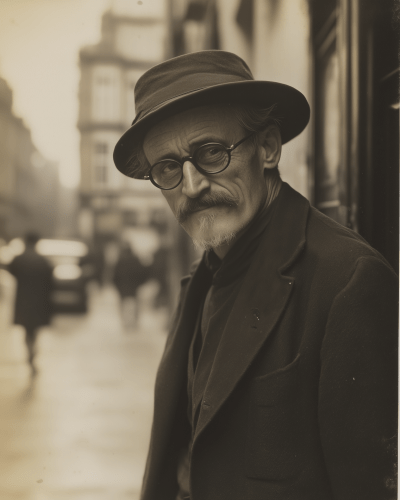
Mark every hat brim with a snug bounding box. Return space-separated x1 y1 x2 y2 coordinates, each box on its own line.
113 80 310 179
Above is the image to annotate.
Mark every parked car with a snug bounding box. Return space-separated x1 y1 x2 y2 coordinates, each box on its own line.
36 239 91 313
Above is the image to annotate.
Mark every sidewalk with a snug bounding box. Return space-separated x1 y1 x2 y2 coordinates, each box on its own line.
0 284 167 500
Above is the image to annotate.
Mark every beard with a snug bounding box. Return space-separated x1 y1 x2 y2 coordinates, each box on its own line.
175 192 240 251
188 212 237 251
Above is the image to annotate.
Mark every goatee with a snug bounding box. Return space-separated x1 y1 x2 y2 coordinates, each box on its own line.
188 212 236 251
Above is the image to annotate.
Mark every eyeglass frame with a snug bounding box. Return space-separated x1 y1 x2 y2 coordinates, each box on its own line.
144 132 255 190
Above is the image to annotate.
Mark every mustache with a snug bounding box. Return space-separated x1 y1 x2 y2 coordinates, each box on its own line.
176 192 239 223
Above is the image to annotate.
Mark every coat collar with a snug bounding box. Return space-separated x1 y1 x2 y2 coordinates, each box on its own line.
192 182 310 440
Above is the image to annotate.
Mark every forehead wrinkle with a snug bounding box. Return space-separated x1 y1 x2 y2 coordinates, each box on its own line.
150 120 224 154
184 121 222 143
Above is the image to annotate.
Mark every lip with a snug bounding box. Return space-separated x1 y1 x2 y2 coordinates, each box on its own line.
191 207 211 214
189 206 222 217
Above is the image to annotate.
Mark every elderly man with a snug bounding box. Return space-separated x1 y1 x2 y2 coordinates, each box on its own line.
113 51 397 500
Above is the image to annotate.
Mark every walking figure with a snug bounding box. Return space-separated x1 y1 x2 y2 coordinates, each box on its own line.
113 243 148 331
8 232 53 375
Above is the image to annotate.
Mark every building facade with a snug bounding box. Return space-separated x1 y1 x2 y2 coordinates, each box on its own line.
0 76 59 242
78 2 173 278
77 0 199 300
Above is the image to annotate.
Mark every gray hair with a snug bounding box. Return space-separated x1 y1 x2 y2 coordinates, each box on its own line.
125 104 282 180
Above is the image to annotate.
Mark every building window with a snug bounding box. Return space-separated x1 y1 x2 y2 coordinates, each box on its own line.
94 142 108 185
92 66 120 122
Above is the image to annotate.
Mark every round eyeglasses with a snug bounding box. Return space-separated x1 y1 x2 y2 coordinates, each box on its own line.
144 132 255 190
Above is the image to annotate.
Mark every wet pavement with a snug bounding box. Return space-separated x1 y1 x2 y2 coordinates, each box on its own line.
0 284 168 500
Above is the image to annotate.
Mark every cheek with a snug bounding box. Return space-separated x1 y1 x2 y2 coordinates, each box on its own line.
235 173 266 217
162 191 180 216
230 169 263 204
229 150 264 191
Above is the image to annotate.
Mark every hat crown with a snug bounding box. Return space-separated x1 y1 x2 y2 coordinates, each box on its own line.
134 50 254 122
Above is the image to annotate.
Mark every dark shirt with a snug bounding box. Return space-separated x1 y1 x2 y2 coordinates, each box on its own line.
176 198 276 499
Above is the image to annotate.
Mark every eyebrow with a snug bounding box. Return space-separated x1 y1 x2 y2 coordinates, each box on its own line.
154 135 230 164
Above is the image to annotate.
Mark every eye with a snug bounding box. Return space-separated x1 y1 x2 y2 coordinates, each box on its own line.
152 160 181 182
196 144 227 165
160 161 179 175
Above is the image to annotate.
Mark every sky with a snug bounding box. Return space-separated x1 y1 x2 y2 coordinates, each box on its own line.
0 0 111 188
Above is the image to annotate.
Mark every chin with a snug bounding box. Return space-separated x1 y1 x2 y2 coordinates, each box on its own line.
191 231 237 252
185 213 238 252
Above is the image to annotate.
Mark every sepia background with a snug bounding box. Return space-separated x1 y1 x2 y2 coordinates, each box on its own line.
0 0 398 498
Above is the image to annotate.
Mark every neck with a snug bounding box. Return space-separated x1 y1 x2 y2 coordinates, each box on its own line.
212 174 282 260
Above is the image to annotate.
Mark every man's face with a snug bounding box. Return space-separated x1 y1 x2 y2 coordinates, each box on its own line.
143 105 269 255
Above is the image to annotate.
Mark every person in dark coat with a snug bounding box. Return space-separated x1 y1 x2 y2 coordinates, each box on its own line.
112 51 397 499
8 232 53 375
113 243 148 330
151 245 170 309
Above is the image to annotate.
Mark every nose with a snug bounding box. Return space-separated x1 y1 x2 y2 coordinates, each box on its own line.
181 160 210 198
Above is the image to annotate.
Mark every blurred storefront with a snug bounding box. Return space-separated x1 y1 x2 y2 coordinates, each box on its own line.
169 0 399 272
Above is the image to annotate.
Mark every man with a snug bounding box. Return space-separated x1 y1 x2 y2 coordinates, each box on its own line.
113 51 397 500
8 232 53 375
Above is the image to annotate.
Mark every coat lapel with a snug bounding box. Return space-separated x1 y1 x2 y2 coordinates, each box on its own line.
143 259 211 481
194 183 310 441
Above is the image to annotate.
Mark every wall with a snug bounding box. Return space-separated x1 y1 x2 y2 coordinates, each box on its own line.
252 0 311 197
215 0 312 197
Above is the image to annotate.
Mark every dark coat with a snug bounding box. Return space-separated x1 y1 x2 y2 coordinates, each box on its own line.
9 248 53 331
141 184 398 500
113 249 148 297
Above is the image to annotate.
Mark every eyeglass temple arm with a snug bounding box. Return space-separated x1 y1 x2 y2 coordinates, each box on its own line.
229 132 255 151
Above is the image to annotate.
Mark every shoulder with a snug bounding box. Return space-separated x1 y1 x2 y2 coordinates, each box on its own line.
339 255 397 301
306 207 392 272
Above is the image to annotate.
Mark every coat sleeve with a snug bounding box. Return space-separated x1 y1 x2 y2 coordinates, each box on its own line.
318 256 398 500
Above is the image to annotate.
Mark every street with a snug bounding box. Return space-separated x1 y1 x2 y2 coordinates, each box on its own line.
0 283 167 500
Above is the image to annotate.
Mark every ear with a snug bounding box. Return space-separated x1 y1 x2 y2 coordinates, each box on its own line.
258 125 282 169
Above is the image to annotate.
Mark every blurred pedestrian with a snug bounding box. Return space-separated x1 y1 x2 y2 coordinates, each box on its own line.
80 243 105 286
151 245 169 309
8 232 53 376
113 242 148 331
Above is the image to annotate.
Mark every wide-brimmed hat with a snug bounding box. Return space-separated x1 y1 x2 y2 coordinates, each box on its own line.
113 50 310 179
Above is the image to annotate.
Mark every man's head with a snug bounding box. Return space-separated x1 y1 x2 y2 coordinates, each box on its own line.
143 104 282 255
24 232 40 249
113 50 309 255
